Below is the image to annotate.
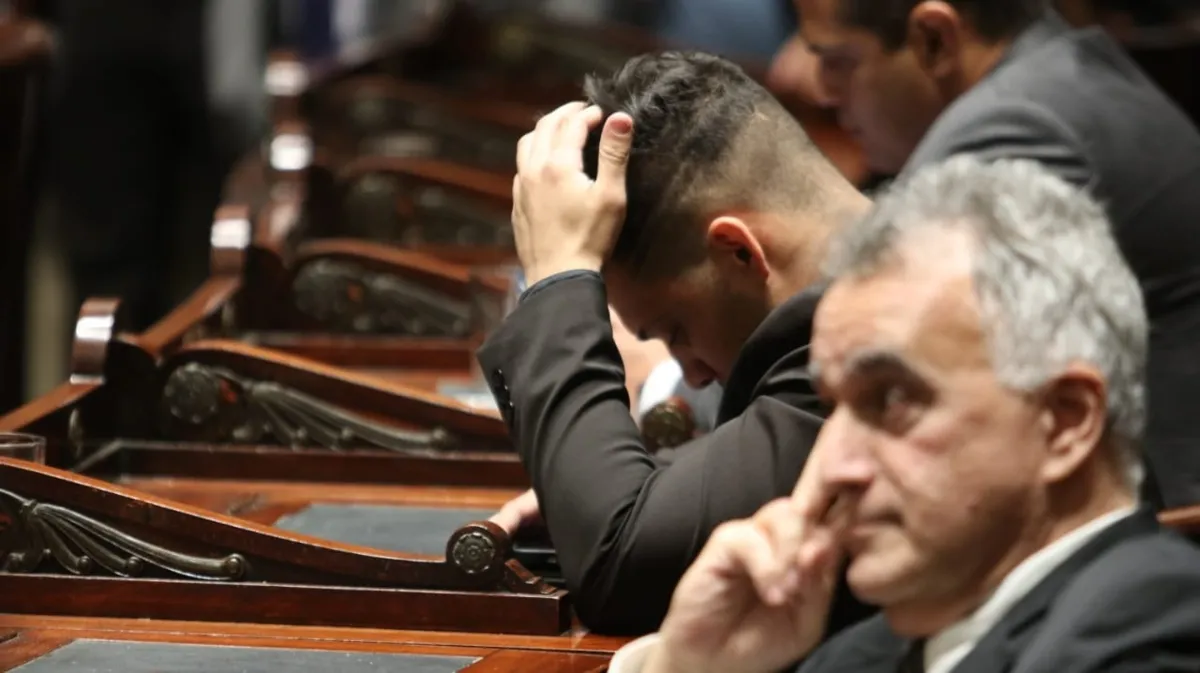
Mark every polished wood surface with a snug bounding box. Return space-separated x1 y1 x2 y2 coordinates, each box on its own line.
0 458 560 634
0 615 624 672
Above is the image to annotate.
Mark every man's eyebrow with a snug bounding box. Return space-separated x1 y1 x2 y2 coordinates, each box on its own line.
636 317 668 342
843 350 919 380
805 40 828 55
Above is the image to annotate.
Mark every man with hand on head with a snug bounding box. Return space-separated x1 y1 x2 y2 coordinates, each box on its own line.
788 0 1200 506
610 156 1200 673
478 51 873 635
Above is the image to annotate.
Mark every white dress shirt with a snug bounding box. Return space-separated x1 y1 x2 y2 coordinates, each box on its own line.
607 506 1137 673
637 359 686 419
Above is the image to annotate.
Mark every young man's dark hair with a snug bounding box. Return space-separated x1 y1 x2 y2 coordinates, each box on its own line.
579 51 848 280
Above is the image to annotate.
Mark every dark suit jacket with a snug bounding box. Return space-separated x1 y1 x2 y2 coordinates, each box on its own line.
798 508 1200 672
904 11 1200 507
477 273 873 634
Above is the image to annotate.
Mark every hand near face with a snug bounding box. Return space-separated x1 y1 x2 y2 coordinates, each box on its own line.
489 488 542 534
512 102 634 285
645 496 845 673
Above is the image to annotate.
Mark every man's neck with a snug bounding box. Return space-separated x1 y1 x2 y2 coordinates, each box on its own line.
768 197 871 305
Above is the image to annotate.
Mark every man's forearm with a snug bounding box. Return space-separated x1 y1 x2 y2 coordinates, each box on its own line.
478 275 662 612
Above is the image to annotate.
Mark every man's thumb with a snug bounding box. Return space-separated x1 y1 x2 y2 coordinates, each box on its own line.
595 112 633 191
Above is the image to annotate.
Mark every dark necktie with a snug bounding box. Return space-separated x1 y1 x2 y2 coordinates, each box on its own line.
899 639 926 673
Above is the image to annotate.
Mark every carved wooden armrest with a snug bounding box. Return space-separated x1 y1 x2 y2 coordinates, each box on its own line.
279 238 510 337
0 458 565 634
309 155 513 263
134 203 511 363
128 339 506 452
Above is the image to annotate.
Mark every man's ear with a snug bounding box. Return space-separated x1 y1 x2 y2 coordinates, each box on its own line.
907 1 964 80
1037 363 1110 484
707 216 769 278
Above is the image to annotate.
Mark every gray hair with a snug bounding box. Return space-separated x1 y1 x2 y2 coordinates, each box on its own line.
825 155 1147 489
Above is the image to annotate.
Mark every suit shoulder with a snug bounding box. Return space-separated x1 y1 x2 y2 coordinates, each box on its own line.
1060 529 1200 603
1017 531 1200 671
797 616 904 673
911 83 1082 166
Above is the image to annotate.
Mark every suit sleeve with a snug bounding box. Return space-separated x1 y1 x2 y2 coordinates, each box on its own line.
910 98 1098 191
477 273 825 634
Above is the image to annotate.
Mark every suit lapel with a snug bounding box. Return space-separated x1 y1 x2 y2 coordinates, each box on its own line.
947 509 1161 673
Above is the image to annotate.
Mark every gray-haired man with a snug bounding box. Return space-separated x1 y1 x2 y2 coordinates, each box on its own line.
609 156 1200 673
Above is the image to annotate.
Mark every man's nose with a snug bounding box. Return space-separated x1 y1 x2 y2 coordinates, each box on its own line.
817 66 846 110
680 359 716 390
814 410 876 487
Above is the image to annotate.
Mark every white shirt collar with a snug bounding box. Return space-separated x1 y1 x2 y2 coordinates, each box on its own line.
924 506 1137 673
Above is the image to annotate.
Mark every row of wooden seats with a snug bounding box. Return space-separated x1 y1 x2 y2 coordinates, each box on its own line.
0 4 718 669
0 4 612 670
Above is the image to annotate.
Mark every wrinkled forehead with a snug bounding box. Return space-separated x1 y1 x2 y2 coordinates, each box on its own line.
812 242 989 384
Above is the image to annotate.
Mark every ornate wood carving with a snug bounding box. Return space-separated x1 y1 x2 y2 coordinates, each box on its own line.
159 362 457 451
343 174 513 248
348 96 520 171
0 459 569 634
291 258 473 336
641 397 696 452
0 488 248 580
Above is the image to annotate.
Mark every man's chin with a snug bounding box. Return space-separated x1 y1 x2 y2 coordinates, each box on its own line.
845 552 910 606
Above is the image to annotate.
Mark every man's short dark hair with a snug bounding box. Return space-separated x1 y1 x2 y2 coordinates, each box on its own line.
581 51 842 279
840 0 1049 50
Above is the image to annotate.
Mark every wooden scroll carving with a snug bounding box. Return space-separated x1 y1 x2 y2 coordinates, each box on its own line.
244 237 511 338
159 362 458 451
291 258 474 337
0 487 248 581
313 156 514 260
151 340 508 453
136 208 510 356
0 459 565 634
33 321 524 485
